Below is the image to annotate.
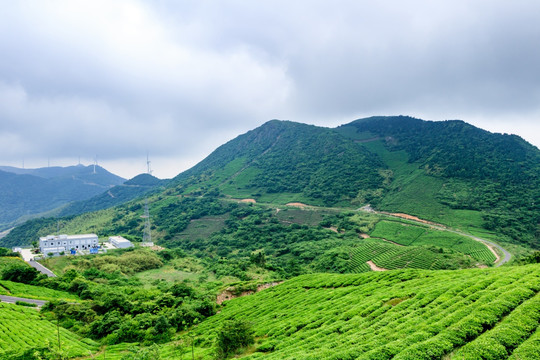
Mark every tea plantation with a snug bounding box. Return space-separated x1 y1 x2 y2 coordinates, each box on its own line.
0 302 97 359
185 264 540 359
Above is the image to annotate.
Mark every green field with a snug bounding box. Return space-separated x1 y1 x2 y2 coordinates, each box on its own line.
0 302 97 358
185 264 540 359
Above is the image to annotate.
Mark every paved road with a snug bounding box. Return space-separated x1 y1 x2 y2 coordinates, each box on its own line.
28 260 57 277
0 295 47 307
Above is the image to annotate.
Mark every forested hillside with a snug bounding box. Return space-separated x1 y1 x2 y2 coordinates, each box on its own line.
172 120 386 205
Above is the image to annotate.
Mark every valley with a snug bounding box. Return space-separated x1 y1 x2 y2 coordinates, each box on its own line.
0 116 538 359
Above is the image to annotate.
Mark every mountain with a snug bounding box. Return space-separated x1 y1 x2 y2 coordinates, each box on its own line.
337 116 540 246
172 120 386 206
0 164 125 229
58 173 168 217
2 116 539 359
170 116 539 247
3 116 538 251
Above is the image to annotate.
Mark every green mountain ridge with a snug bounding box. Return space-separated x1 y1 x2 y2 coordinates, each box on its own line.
0 165 125 229
170 116 539 247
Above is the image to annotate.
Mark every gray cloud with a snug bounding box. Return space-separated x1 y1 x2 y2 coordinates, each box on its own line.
1 0 539 178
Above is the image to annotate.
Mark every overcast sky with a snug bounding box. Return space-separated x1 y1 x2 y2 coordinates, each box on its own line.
1 1 539 179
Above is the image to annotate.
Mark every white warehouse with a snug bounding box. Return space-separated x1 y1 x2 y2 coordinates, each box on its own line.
109 236 134 249
39 234 98 255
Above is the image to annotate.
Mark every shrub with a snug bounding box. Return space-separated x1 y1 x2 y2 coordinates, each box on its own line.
215 319 255 359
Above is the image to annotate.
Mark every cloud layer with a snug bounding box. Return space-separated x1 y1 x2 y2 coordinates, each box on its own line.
1 1 539 178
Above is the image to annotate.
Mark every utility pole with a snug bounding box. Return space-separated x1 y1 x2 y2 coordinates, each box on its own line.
56 315 61 352
190 334 195 360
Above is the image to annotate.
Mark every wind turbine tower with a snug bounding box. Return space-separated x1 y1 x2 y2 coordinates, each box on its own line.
146 152 152 175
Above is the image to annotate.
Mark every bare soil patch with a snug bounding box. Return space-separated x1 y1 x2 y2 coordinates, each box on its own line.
286 202 308 208
380 238 404 246
387 212 438 226
359 233 370 239
240 198 257 203
217 282 283 305
367 260 388 271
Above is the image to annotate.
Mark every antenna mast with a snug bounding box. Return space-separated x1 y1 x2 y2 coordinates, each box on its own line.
93 155 97 174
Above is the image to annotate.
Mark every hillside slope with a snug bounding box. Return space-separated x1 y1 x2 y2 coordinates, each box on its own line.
337 116 540 246
170 117 539 247
187 264 540 359
172 120 386 206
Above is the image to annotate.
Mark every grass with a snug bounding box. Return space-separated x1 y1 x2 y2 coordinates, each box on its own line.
135 265 204 286
274 207 340 226
39 255 76 276
175 215 228 242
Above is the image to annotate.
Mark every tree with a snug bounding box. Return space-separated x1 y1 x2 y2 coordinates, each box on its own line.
2 264 40 284
215 319 254 359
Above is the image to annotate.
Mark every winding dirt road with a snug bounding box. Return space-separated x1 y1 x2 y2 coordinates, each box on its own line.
360 207 512 267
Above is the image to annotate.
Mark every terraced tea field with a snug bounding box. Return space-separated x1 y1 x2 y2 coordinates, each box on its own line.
187 263 540 359
349 240 457 271
0 302 98 358
370 220 496 263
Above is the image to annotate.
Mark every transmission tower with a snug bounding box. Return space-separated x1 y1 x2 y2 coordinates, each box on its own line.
141 197 153 246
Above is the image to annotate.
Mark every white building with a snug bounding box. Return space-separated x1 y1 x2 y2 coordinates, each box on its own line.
39 234 98 255
109 236 134 249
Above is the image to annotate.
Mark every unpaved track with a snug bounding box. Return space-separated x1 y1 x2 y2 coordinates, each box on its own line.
367 260 388 271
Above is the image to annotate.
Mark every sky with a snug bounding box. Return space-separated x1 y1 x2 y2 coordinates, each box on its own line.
1 0 539 179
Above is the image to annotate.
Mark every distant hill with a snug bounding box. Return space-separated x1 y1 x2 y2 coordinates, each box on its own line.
0 165 125 229
58 173 168 217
